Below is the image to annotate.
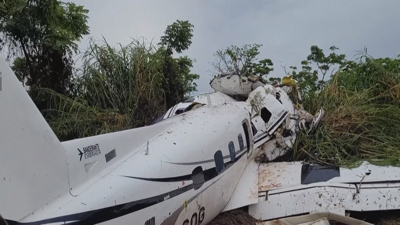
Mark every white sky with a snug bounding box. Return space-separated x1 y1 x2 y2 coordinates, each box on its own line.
71 0 400 95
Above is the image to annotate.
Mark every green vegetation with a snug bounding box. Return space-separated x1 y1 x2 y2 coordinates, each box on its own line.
211 43 274 83
1 0 198 141
1 0 89 96
291 51 400 167
1 0 400 167
212 44 400 167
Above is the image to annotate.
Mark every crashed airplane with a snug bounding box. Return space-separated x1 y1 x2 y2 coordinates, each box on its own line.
0 59 399 225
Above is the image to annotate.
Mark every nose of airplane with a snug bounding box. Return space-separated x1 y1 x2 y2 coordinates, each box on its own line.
210 75 225 92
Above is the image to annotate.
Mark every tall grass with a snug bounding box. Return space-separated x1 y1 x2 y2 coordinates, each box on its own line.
291 57 400 167
33 38 167 141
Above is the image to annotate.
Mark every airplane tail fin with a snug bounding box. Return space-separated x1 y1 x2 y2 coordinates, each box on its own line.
0 58 69 221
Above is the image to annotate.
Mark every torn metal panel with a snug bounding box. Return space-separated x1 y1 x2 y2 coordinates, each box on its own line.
247 86 289 137
222 159 259 212
257 131 295 162
154 91 239 123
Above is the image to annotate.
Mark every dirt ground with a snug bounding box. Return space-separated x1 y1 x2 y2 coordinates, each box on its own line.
208 210 400 225
377 218 400 225
208 209 259 225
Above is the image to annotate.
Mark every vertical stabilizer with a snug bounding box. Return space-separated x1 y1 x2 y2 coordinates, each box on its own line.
0 57 69 220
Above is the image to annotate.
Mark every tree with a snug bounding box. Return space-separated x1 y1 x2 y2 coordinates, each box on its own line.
279 46 347 97
0 0 89 96
306 46 346 81
211 43 273 81
335 51 400 96
159 20 194 54
158 20 199 109
286 62 319 94
175 56 199 96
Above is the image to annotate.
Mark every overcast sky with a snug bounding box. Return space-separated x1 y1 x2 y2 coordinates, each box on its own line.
72 0 400 95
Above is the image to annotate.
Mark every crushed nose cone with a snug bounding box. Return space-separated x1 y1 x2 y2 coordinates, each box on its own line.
209 75 221 90
210 73 253 97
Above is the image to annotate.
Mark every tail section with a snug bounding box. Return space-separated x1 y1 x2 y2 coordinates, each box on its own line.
0 57 69 220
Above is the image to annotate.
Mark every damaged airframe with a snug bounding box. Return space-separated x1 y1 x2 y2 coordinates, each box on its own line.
1 58 400 225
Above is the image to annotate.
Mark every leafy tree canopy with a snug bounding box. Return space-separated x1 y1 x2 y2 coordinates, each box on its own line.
159 20 194 54
158 20 199 108
0 0 90 96
211 43 273 82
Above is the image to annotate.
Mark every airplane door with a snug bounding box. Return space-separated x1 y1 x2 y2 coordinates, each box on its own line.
250 92 288 139
242 119 254 158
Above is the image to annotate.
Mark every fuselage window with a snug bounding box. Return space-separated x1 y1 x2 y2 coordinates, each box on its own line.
191 166 205 190
242 123 250 154
214 150 225 174
261 107 272 124
228 141 236 161
238 134 244 152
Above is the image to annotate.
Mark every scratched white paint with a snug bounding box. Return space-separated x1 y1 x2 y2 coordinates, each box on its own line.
0 56 262 224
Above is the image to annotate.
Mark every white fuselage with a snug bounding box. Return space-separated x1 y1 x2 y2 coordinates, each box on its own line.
1 54 296 225
17 99 257 225
3 55 400 225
